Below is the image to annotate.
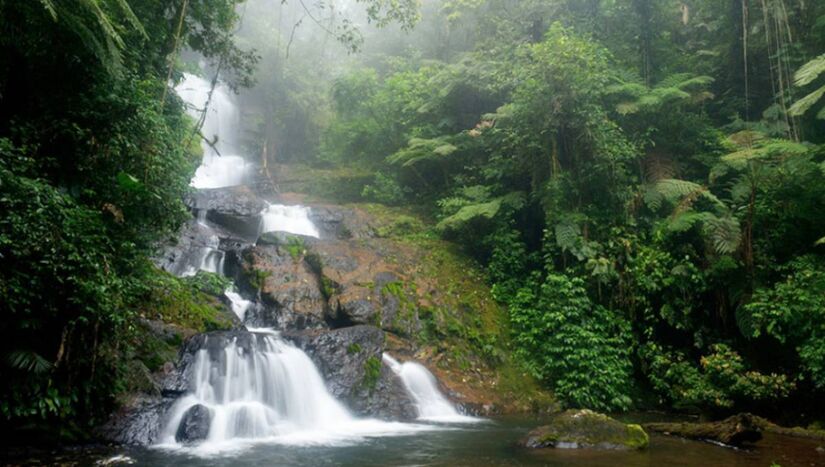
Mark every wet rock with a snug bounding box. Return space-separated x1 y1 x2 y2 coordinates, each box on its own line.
522 410 649 450
645 413 762 446
238 245 327 329
97 395 174 445
185 186 267 239
284 325 417 420
175 404 212 444
308 206 374 240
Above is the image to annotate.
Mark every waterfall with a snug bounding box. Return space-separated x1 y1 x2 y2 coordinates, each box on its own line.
383 354 477 423
260 204 320 238
176 73 248 189
224 290 252 322
156 69 461 455
159 330 430 452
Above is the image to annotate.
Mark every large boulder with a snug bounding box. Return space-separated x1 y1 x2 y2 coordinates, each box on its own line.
522 410 649 450
238 245 328 329
284 325 417 420
644 413 762 446
185 185 267 239
175 404 212 444
97 395 174 445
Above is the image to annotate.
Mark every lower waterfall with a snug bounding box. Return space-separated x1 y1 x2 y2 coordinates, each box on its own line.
383 354 478 423
158 330 432 453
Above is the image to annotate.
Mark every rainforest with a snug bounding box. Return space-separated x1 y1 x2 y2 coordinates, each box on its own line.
1 0 825 465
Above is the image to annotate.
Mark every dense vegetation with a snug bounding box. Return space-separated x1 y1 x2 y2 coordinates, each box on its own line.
308 0 825 419
0 0 256 439
2 0 824 442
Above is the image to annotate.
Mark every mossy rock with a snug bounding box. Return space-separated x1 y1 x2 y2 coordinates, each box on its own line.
522 410 649 450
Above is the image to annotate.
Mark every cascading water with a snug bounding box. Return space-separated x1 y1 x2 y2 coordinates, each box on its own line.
260 204 320 238
383 354 478 423
157 68 464 456
159 330 431 453
224 290 253 322
176 73 248 189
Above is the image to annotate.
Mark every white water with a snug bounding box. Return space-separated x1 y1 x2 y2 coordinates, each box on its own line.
224 290 252 322
159 331 434 454
260 204 320 238
176 73 248 189
383 354 478 423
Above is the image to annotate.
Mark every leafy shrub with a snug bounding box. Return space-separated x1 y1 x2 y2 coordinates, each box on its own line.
742 256 825 389
361 172 408 205
508 273 634 411
643 343 794 411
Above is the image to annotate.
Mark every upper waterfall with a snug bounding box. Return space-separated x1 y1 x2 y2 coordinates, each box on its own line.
176 73 249 189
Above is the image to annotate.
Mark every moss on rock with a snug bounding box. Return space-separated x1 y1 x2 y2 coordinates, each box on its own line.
522 410 649 450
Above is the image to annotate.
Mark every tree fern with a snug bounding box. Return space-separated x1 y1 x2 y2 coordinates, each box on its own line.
790 54 825 118
7 350 52 374
38 0 146 73
794 54 825 87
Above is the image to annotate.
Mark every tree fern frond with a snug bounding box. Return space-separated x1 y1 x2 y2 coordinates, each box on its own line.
794 54 825 87
555 220 581 252
789 84 825 117
666 210 712 232
704 216 741 255
7 350 52 374
40 0 58 20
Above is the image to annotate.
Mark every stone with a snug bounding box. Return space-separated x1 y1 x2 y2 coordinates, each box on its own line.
175 404 212 444
238 245 328 329
97 395 174 445
522 410 649 450
284 325 417 420
185 185 267 239
644 413 762 446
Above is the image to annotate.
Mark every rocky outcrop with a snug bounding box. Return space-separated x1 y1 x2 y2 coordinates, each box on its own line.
644 413 762 446
238 245 328 329
175 405 212 444
284 325 417 420
97 396 174 445
186 185 267 239
522 410 649 450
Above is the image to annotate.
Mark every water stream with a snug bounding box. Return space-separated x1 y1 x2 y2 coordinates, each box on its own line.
156 71 469 455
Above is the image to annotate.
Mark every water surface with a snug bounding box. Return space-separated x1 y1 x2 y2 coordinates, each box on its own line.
118 416 825 467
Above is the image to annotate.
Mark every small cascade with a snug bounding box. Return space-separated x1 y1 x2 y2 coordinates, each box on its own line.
224 290 252 322
176 73 248 189
383 354 477 423
160 330 354 445
260 204 320 238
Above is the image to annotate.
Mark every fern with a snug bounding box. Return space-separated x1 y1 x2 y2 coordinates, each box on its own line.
554 221 581 252
436 199 501 232
789 84 825 117
704 216 741 255
794 54 825 87
7 350 52 374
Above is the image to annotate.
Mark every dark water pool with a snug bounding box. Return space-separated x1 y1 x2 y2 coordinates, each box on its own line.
8 417 824 466
110 416 825 467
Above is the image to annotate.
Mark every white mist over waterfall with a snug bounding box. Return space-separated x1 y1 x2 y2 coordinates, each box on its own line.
260 204 320 238
383 354 478 423
176 73 249 189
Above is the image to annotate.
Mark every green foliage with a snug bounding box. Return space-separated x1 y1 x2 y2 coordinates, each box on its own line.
362 172 408 205
362 355 382 392
743 256 825 389
507 273 633 411
644 344 794 411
